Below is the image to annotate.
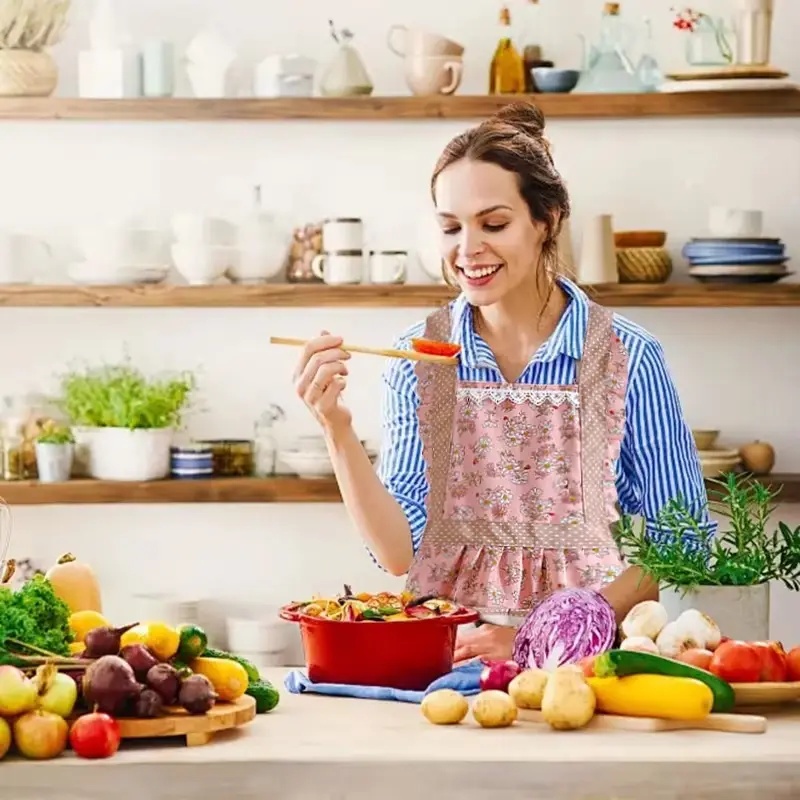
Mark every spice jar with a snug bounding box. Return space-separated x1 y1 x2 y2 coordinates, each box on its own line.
198 439 255 477
2 431 24 481
285 222 324 283
253 404 285 477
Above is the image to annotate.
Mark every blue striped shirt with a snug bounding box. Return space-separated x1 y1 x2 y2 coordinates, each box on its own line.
376 278 714 564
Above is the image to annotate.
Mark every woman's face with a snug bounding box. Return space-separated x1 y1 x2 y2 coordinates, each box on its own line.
434 158 548 306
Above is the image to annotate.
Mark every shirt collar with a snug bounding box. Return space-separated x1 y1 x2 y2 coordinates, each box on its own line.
452 277 590 370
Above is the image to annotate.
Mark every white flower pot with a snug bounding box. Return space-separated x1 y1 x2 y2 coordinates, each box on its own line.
34 442 74 483
659 583 770 642
81 427 174 481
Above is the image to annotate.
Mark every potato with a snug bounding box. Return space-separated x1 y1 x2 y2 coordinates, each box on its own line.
508 668 549 710
540 666 596 731
421 689 469 725
471 690 518 729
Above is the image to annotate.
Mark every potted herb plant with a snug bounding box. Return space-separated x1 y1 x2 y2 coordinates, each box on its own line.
614 473 800 641
58 360 195 482
34 420 74 483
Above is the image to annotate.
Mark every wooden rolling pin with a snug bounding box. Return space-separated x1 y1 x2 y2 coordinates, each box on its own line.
269 336 459 365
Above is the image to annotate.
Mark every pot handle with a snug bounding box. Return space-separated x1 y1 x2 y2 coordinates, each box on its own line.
279 604 302 623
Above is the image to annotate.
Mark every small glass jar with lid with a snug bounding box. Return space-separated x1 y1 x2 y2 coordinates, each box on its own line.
253 404 285 477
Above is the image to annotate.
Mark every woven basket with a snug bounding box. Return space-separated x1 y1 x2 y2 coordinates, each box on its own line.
616 247 672 284
0 50 58 97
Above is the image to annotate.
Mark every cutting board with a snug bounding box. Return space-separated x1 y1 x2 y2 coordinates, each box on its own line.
517 708 766 734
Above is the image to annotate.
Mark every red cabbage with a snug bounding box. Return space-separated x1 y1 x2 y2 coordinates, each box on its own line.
513 588 617 669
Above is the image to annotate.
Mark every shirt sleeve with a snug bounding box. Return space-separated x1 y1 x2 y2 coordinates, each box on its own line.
371 347 430 568
617 338 716 548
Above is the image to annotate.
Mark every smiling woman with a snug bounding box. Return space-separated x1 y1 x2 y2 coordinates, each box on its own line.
289 101 713 666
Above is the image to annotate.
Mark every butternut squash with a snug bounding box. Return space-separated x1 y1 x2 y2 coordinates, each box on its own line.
189 657 249 702
45 553 102 613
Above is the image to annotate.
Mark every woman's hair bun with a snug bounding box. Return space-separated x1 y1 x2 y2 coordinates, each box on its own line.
490 102 546 140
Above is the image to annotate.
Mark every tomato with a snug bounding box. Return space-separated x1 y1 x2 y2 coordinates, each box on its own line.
410 338 461 358
751 641 788 682
675 648 713 671
69 712 120 759
786 646 800 682
708 640 761 683
577 655 596 678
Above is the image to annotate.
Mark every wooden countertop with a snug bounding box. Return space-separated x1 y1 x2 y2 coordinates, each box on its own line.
4 668 800 800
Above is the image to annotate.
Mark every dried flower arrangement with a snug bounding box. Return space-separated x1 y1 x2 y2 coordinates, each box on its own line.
0 0 71 51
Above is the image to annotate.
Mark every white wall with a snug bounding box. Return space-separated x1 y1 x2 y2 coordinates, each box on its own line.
2 0 799 644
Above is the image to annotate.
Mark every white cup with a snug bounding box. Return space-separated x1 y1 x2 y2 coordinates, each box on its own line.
171 243 231 285
369 250 408 284
311 250 364 285
321 218 363 252
708 207 763 238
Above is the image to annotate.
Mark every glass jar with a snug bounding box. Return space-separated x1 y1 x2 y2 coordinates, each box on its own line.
253 404 285 477
685 15 734 66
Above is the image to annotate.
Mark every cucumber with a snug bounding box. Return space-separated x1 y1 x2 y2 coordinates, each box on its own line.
247 679 280 713
202 647 261 683
593 649 735 713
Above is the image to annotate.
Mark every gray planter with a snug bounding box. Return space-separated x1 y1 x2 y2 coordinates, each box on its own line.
34 442 74 483
659 583 770 642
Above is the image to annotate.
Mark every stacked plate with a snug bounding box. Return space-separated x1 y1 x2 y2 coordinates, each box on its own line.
682 238 792 284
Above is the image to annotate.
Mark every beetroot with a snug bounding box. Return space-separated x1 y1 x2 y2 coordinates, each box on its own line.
146 663 181 706
120 644 159 682
83 655 143 715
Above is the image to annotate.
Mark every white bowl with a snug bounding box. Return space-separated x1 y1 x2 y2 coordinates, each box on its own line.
281 449 334 479
171 243 236 285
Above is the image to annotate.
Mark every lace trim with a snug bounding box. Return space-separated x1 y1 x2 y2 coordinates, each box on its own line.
456 386 580 407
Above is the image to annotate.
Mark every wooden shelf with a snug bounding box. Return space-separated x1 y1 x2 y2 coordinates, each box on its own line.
0 282 798 308
0 474 797 505
0 92 798 121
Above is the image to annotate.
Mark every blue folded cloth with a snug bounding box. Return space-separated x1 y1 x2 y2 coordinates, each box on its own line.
284 660 484 704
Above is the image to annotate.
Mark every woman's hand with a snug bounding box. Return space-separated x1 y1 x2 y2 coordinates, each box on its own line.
293 330 352 434
453 624 516 664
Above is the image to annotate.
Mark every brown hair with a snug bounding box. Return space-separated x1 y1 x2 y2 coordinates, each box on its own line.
431 102 571 301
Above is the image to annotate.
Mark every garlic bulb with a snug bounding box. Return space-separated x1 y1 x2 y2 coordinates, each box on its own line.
655 620 701 658
675 609 721 651
620 600 669 641
619 635 660 654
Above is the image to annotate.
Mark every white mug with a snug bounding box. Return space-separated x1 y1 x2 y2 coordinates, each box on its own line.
311 250 363 285
369 250 408 284
708 207 763 239
322 218 363 252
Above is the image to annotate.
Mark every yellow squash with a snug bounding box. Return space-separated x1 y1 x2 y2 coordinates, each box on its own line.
587 675 713 721
45 553 103 613
190 657 249 702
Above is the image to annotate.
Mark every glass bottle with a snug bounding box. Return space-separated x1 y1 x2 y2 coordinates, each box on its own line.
489 6 526 95
253 404 285 477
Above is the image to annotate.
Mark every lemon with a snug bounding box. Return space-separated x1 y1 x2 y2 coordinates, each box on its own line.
120 624 150 649
68 641 86 655
143 622 180 661
68 610 109 643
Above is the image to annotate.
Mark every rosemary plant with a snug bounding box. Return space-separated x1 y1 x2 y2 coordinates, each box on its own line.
613 472 800 592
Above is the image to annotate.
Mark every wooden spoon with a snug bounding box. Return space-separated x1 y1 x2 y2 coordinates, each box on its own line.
269 336 459 365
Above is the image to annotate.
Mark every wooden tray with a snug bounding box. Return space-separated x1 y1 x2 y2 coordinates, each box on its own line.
517 708 767 733
731 681 800 707
666 65 788 81
113 695 256 747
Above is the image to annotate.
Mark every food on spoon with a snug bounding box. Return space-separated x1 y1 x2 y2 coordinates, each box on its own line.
479 659 521 693
133 688 164 718
83 623 139 658
619 636 660 655
120 644 160 682
189 657 248 702
179 674 217 715
592 649 735 713
145 663 181 705
421 688 469 725
44 553 103 614
708 640 761 683
513 588 617 669
410 338 461 358
619 600 668 641
83 655 143 715
13 709 69 759
69 711 121 759
0 665 38 716
471 690 518 728
507 668 549 710
588 674 713 720
541 665 596 731
675 648 713 671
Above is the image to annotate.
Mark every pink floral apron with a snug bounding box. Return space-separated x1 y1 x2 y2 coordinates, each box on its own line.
405 301 628 625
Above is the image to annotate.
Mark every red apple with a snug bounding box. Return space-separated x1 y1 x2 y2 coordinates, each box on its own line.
69 712 121 759
13 710 69 760
0 718 10 760
0 665 38 717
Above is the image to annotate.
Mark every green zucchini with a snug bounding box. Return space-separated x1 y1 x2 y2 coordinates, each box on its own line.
593 649 736 713
176 624 208 662
202 647 261 683
246 679 280 713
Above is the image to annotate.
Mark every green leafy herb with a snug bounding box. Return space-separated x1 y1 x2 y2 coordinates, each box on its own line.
613 472 800 593
35 420 74 445
58 359 195 430
0 575 73 656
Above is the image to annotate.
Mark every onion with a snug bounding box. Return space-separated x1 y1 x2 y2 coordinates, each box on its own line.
479 659 521 692
513 588 617 670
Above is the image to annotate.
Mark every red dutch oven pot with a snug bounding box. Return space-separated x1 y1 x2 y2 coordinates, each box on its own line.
280 603 479 691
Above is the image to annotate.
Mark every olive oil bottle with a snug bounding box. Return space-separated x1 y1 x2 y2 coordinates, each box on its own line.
489 5 526 94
